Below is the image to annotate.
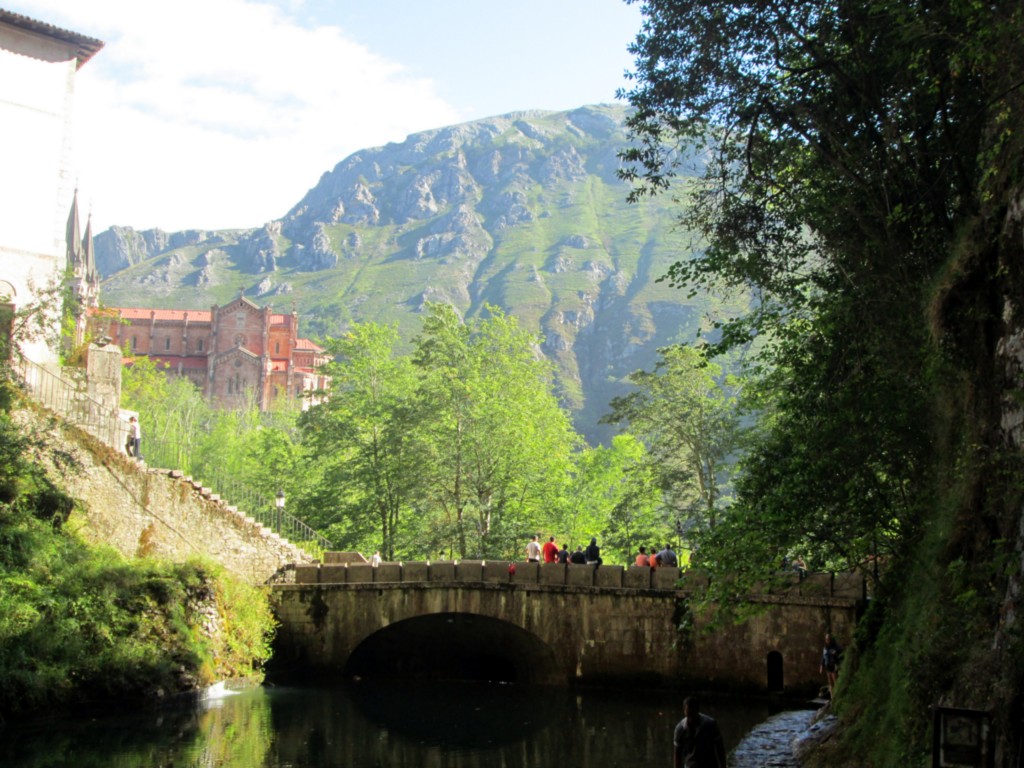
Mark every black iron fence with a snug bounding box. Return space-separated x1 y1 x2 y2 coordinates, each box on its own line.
7 350 124 449
145 435 332 560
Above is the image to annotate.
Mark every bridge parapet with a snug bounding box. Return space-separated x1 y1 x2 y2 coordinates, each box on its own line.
295 560 672 589
287 558 863 598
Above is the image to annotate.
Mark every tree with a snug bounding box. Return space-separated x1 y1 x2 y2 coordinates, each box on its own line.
620 0 1024 762
564 434 664 566
298 323 420 559
604 346 741 539
412 303 578 559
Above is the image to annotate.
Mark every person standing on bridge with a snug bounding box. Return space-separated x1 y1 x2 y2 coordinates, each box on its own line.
635 546 649 567
658 544 679 568
526 534 542 563
585 537 602 567
542 536 559 563
673 696 726 768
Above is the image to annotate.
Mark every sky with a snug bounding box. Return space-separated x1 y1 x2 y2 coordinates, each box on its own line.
6 0 644 233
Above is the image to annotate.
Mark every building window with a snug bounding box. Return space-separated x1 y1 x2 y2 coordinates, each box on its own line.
275 341 280 354
197 339 204 351
131 336 137 351
165 337 171 351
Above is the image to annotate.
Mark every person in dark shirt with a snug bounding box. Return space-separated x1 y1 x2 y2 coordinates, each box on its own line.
569 546 587 564
658 544 679 567
673 696 726 768
556 544 570 564
584 537 602 565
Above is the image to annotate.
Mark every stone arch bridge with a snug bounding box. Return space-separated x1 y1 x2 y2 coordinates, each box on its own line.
270 559 863 695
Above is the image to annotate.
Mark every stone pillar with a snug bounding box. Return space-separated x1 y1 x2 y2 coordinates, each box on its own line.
87 343 122 410
86 342 123 447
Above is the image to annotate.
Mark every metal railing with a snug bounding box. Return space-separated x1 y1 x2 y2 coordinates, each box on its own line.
145 436 333 561
7 350 123 449
6 350 332 560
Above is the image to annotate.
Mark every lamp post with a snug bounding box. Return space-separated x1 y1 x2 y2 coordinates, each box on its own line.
275 488 285 534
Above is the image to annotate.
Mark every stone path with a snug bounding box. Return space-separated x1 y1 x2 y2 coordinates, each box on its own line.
729 708 826 767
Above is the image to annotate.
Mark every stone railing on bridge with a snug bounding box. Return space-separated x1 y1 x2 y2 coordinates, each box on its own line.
284 555 865 600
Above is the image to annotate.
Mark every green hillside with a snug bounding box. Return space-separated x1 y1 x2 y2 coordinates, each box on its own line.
94 105 742 443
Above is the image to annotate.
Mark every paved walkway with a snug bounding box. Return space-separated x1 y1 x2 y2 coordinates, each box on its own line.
729 708 831 767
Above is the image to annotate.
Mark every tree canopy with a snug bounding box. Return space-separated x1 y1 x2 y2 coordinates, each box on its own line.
621 0 1024 762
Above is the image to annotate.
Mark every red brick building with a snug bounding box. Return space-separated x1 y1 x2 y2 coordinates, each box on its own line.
90 295 329 410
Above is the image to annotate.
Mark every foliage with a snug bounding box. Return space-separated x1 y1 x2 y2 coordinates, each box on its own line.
564 434 664 565
604 345 742 540
298 322 420 559
621 0 1024 762
0 379 276 719
296 306 579 561
411 303 579 559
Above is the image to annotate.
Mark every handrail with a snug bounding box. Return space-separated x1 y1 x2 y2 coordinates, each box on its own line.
145 436 333 560
6 349 123 449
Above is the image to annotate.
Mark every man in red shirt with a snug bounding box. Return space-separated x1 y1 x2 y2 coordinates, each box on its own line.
542 536 559 563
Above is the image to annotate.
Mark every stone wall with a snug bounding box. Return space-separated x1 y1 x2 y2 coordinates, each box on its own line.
270 567 861 694
16 404 311 583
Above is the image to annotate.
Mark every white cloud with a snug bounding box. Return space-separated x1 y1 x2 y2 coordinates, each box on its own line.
13 0 463 231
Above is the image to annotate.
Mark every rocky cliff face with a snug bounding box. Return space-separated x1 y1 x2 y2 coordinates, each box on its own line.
94 105 728 443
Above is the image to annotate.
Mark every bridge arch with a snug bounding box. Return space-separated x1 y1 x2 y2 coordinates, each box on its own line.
344 612 560 684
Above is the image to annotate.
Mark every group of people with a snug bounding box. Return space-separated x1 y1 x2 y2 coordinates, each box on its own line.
526 536 684 569
634 544 679 568
526 535 603 566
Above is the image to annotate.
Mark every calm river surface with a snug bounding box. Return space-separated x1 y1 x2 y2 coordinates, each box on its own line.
0 682 802 767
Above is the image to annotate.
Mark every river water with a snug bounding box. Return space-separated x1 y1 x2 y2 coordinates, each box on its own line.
0 682 808 767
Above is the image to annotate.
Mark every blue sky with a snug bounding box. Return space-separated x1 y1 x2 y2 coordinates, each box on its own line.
6 0 643 232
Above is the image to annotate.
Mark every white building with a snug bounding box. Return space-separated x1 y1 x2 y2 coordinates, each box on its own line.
0 9 102 364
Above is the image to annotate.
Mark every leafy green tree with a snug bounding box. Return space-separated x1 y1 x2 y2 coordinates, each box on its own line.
604 346 741 539
565 434 663 565
412 303 578 559
121 356 211 472
620 0 1024 762
298 323 421 559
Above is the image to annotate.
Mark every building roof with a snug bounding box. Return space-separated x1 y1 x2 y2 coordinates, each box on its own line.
149 355 209 370
295 338 325 352
0 9 104 69
98 307 213 322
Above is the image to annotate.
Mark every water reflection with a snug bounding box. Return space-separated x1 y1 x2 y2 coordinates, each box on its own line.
0 682 798 767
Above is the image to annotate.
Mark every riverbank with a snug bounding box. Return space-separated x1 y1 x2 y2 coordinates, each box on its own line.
730 705 834 767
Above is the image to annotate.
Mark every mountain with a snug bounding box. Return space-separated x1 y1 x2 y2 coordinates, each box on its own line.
94 104 741 443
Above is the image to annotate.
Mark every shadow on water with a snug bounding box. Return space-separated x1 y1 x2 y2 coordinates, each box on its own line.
0 682 811 767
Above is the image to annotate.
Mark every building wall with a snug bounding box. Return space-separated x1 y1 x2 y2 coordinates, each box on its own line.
91 297 328 410
0 13 100 364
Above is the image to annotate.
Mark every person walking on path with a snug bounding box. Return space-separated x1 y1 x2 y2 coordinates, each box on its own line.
526 535 542 563
673 696 726 768
127 415 142 459
819 632 842 698
542 536 558 563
